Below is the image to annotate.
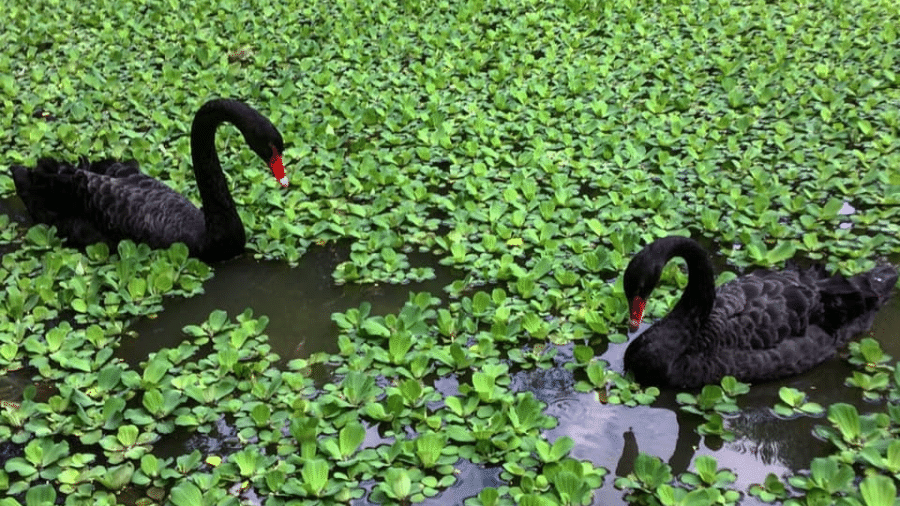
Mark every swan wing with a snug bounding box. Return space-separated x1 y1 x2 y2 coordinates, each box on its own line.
72 168 205 251
11 158 205 252
708 268 820 351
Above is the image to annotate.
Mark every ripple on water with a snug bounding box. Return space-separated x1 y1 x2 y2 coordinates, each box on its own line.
545 392 679 466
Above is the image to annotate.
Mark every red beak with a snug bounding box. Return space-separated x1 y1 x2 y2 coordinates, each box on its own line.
269 146 288 187
629 296 645 332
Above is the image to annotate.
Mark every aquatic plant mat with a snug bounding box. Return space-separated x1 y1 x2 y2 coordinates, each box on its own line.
1 0 899 504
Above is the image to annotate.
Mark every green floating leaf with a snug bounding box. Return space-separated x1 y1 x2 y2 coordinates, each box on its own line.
860 475 896 506
339 421 365 459
778 386 804 406
415 431 447 468
766 242 796 264
827 403 861 443
301 458 329 495
207 310 228 332
633 453 672 489
362 319 390 337
383 467 412 499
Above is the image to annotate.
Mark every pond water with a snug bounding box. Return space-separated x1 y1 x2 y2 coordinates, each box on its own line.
119 246 464 369
2 192 898 505
118 247 900 506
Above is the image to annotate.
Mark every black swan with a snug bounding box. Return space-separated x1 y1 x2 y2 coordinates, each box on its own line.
623 236 898 388
9 99 286 262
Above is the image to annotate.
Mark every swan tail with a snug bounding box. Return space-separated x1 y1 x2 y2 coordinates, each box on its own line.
10 159 113 247
11 158 81 223
817 265 897 336
10 158 184 250
850 265 898 303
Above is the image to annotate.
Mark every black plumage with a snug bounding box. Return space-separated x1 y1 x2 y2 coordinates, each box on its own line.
9 99 285 262
623 236 898 388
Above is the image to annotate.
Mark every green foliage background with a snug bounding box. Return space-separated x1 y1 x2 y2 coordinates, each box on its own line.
1 0 899 504
3 0 898 276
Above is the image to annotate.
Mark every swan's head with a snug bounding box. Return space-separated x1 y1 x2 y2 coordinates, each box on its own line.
245 119 287 187
623 248 664 332
245 122 284 165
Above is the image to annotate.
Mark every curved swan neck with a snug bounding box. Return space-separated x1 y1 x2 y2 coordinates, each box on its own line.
660 237 717 321
190 100 252 231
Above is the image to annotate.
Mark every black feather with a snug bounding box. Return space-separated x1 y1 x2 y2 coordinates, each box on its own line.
623 236 897 388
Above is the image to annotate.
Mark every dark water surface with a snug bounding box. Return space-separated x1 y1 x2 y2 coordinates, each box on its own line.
119 247 463 368
2 191 898 504
120 250 899 506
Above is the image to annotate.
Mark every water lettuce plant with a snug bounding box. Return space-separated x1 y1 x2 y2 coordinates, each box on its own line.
846 338 895 401
672 377 750 441
615 454 741 506
1 0 899 503
772 387 824 418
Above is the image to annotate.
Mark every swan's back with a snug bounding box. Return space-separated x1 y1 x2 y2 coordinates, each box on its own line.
625 263 897 388
10 158 206 253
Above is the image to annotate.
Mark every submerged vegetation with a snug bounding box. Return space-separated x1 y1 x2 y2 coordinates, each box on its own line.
1 0 899 504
